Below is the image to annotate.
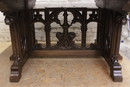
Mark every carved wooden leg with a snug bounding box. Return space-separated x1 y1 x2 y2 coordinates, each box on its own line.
4 10 30 82
100 9 125 82
110 14 123 82
109 12 126 82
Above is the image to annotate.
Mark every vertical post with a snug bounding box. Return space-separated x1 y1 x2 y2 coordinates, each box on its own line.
109 12 123 82
81 9 87 48
45 9 51 48
101 9 124 82
4 10 30 82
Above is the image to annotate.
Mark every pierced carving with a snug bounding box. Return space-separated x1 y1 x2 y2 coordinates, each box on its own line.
32 8 99 50
87 10 99 23
52 10 79 49
33 11 45 23
52 32 78 49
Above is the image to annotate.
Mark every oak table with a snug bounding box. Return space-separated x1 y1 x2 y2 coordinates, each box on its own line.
0 0 130 82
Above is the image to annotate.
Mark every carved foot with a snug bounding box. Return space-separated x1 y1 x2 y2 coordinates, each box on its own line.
110 62 123 82
10 62 22 82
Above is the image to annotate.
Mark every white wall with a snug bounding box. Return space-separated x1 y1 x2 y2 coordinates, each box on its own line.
0 12 10 42
35 0 97 8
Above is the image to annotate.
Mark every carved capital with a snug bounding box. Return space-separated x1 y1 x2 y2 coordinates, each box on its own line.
3 12 16 25
122 15 127 25
116 14 127 25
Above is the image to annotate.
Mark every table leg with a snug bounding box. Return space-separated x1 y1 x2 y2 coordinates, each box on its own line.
4 11 30 82
100 9 125 82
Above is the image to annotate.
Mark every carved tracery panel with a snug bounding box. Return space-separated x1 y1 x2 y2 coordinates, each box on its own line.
31 8 99 50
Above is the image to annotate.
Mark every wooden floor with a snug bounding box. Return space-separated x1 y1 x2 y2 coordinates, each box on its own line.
0 43 130 87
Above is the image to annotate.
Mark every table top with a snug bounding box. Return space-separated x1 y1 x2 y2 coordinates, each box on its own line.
95 0 129 11
0 0 36 11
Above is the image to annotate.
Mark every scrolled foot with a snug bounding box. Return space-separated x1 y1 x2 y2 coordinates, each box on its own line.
10 71 21 82
10 62 22 82
111 62 123 82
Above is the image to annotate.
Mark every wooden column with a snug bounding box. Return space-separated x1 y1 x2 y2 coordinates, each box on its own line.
100 9 125 82
4 10 30 82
